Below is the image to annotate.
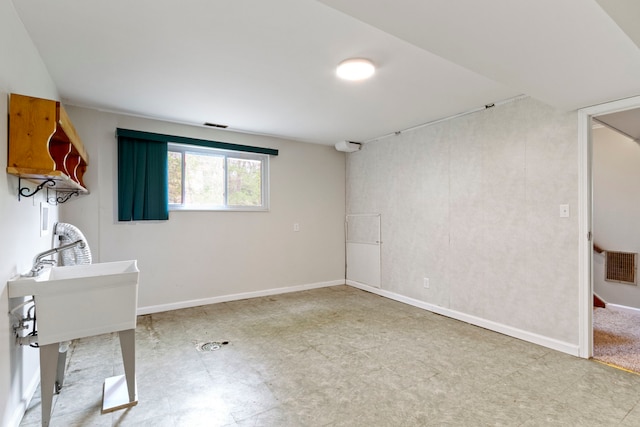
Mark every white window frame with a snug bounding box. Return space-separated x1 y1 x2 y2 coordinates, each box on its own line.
168 142 269 212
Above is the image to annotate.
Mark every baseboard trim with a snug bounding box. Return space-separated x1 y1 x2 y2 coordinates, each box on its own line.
137 279 344 315
138 279 579 356
346 280 580 357
606 303 640 315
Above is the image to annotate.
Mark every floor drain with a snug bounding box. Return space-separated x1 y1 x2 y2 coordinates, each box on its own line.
198 341 229 352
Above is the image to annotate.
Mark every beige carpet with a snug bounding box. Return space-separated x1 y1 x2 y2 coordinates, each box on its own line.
593 306 640 374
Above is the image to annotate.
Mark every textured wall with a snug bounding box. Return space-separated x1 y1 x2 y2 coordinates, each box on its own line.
347 97 580 345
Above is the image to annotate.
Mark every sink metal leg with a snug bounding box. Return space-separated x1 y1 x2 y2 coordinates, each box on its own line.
55 349 67 393
118 329 136 402
102 329 137 413
39 343 59 427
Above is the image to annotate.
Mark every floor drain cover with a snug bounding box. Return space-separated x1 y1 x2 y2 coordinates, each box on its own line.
198 341 229 352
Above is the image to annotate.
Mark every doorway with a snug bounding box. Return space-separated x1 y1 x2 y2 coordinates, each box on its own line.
578 95 640 358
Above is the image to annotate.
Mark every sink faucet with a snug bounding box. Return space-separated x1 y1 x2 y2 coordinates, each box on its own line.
26 240 86 277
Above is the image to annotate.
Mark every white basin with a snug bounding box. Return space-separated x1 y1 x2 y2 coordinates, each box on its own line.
8 260 139 345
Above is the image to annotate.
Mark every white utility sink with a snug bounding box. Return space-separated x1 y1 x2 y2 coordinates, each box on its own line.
8 260 139 346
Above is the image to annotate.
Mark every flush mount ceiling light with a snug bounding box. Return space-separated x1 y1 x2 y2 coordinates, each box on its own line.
336 58 375 81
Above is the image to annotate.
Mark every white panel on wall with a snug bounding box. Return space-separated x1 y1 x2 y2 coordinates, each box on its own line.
346 214 381 288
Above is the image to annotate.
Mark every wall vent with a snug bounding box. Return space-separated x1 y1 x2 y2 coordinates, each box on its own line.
605 251 637 285
204 122 228 129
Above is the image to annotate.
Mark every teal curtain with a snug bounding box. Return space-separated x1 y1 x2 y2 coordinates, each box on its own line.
118 136 169 221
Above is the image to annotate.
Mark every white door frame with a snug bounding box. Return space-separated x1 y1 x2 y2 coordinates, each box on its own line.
578 95 640 358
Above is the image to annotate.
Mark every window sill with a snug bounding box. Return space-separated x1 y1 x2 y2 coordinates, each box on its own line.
169 206 269 213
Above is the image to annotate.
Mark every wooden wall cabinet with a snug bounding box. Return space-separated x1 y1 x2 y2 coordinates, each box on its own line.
7 93 89 196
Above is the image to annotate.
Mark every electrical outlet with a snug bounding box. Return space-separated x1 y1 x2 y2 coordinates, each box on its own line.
423 277 430 289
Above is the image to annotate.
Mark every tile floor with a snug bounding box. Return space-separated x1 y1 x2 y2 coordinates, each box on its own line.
19 285 640 426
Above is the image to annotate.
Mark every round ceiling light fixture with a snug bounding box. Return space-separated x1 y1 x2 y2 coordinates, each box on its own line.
336 58 375 81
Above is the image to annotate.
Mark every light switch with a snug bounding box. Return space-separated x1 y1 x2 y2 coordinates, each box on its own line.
559 204 570 218
293 223 300 232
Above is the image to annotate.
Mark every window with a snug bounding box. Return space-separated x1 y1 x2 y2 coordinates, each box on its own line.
116 128 277 220
168 143 269 211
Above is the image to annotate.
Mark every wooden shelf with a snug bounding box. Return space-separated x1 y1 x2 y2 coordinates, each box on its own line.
7 93 89 194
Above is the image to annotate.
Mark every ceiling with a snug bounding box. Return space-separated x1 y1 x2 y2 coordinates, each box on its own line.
596 110 640 141
11 0 640 145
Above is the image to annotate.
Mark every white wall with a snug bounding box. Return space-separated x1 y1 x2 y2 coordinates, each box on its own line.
60 107 346 312
0 0 61 425
593 125 640 308
347 97 580 352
